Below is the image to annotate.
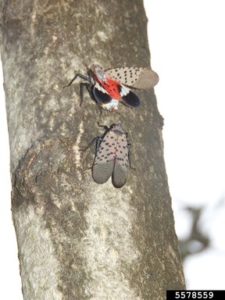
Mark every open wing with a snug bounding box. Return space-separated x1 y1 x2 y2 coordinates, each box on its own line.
106 67 159 90
92 82 112 104
120 85 140 107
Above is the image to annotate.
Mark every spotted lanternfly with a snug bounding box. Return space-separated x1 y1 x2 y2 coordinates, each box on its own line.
92 123 130 188
64 65 159 111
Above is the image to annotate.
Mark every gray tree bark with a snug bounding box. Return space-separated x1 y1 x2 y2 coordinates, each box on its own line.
0 0 185 299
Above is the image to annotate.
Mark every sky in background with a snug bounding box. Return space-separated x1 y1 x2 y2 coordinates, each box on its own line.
1 1 225 298
145 0 225 289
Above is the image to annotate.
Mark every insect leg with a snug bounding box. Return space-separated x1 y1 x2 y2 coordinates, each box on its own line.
63 73 91 88
80 136 100 153
80 82 91 106
80 137 103 172
97 121 109 131
95 136 103 153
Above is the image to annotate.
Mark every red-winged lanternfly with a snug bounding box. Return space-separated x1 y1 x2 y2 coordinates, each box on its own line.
87 123 131 188
64 65 159 111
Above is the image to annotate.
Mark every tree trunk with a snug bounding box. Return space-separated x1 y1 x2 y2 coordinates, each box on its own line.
0 0 185 299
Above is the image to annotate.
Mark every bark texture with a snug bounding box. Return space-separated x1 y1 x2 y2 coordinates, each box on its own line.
1 0 185 299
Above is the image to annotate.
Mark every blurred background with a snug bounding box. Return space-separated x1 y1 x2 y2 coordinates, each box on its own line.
145 0 225 289
0 0 225 298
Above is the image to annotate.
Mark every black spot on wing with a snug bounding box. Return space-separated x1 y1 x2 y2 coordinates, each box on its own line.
121 90 140 107
92 86 112 104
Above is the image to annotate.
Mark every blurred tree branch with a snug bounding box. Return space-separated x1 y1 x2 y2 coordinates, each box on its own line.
179 206 210 260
